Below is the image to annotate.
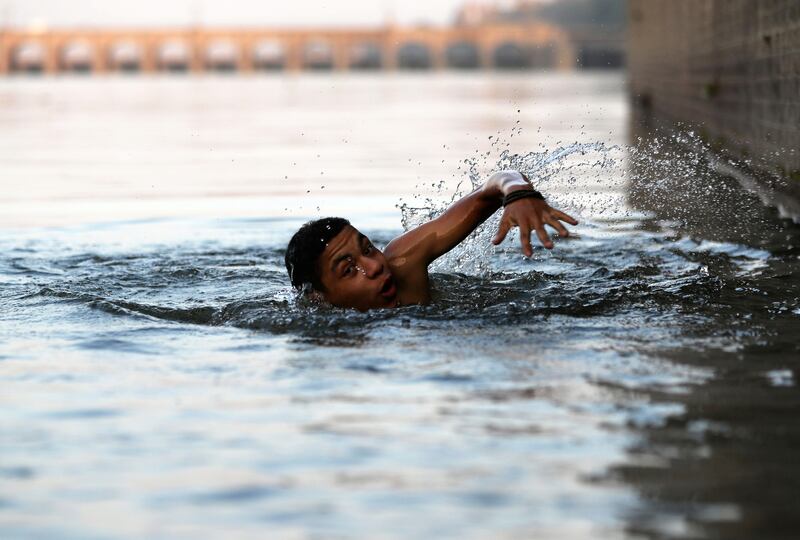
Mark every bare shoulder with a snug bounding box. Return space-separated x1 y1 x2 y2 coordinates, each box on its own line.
384 231 429 285
385 235 432 305
384 226 437 276
384 229 427 264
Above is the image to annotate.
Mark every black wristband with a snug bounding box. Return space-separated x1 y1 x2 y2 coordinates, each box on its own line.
502 188 545 207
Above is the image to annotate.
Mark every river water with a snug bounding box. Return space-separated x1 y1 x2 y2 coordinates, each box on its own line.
1 73 799 539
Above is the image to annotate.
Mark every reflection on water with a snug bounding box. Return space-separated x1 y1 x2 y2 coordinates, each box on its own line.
0 73 626 227
1 74 799 539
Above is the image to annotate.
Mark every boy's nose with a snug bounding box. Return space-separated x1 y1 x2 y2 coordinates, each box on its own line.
362 256 383 278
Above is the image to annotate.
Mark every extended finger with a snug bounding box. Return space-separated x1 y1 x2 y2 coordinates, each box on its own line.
533 220 553 249
519 224 533 257
546 217 569 238
492 219 511 245
552 209 578 225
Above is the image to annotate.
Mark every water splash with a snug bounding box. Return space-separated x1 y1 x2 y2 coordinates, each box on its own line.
399 141 625 275
627 130 795 245
399 129 797 276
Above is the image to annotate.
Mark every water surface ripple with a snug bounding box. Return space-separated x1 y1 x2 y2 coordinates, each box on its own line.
2 203 799 539
2 74 800 540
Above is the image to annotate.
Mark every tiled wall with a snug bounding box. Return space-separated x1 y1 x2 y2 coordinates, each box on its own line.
628 0 800 178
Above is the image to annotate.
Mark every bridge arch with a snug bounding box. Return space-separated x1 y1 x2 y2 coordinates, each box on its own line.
304 41 333 70
205 40 239 71
349 42 382 70
493 41 529 69
10 42 45 73
157 41 190 72
445 41 480 69
397 42 432 70
60 41 93 72
253 41 285 70
577 46 624 69
530 43 557 69
108 42 142 72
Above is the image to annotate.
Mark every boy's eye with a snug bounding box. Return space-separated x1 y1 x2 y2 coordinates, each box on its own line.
364 245 374 254
342 258 355 276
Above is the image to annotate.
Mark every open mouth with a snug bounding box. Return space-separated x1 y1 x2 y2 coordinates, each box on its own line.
379 275 396 298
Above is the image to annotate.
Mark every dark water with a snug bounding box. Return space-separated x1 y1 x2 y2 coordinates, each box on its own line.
1 75 800 539
3 142 800 539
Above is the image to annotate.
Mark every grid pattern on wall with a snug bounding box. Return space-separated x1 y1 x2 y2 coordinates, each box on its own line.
628 0 800 177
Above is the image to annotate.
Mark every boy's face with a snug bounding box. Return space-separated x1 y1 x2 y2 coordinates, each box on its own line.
316 225 399 311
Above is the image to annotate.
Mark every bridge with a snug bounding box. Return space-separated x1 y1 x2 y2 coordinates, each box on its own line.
0 23 574 74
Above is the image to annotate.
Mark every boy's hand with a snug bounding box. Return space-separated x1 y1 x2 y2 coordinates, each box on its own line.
491 198 578 257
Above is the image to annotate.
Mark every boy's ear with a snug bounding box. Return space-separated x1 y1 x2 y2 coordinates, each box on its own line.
306 289 326 303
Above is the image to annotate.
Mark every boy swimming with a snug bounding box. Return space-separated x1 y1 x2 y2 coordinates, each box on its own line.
284 171 578 311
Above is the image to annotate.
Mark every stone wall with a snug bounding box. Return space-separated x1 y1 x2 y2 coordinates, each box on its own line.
628 0 800 179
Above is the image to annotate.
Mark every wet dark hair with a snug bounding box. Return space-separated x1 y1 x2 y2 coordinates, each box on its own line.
285 217 350 291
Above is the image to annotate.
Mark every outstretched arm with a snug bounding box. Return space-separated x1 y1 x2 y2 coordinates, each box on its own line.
384 171 577 266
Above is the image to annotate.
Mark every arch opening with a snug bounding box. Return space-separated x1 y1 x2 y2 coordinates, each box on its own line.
253 41 285 71
304 41 333 70
11 42 45 73
61 42 93 73
158 41 190 72
445 41 480 69
530 43 557 69
578 47 624 69
493 42 529 70
349 43 382 70
397 42 432 70
109 42 142 72
206 40 239 72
